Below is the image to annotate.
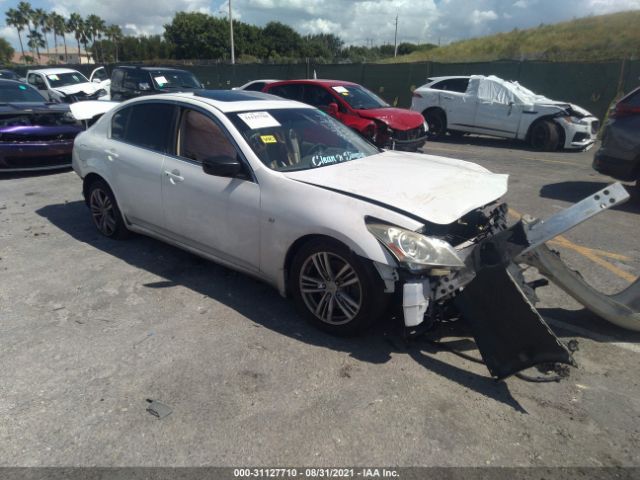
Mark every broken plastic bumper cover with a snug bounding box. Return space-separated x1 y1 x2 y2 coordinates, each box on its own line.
425 183 631 378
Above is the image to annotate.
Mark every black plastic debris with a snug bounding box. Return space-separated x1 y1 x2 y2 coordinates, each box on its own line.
146 399 172 419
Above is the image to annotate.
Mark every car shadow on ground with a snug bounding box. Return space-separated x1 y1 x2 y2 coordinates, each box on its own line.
38 200 530 411
539 180 640 214
429 134 586 153
539 307 640 344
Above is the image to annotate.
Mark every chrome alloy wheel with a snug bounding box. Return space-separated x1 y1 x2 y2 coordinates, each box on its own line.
299 252 363 325
89 188 116 236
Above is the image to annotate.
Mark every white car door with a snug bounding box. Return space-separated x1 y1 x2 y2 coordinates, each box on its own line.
161 107 261 272
473 78 519 137
433 78 477 130
108 102 177 230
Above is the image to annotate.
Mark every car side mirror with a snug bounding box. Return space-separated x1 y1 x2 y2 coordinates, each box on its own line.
328 102 339 117
202 155 242 177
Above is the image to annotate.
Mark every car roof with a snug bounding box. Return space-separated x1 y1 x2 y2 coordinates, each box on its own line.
426 76 470 83
122 91 313 113
267 79 360 88
0 78 29 86
28 68 83 75
114 66 189 72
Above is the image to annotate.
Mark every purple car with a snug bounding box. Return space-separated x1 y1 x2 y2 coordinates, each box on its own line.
0 79 83 172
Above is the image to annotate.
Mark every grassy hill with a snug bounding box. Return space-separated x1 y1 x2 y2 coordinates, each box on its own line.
384 11 640 63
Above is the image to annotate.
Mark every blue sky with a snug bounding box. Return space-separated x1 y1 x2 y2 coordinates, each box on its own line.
2 0 640 48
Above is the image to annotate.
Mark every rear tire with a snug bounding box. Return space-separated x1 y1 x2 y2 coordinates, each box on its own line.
530 120 560 151
87 179 130 239
290 238 388 336
423 109 446 140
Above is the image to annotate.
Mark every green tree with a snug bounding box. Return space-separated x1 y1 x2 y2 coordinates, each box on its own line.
262 21 301 58
51 13 68 63
0 37 15 64
67 13 84 62
164 12 228 59
86 14 105 63
5 8 27 64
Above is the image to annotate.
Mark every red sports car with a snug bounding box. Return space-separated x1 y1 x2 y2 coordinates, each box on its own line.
263 79 427 151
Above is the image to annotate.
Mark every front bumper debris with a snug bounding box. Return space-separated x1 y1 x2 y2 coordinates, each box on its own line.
401 182 637 378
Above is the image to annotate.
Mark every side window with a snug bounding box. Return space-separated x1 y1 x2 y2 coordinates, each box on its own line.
303 85 336 108
178 109 237 162
121 103 177 152
28 74 45 89
111 107 130 140
268 84 304 101
449 78 470 93
244 81 265 92
123 70 150 90
111 69 125 88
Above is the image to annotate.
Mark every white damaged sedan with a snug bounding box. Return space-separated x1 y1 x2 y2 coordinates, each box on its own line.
72 90 634 379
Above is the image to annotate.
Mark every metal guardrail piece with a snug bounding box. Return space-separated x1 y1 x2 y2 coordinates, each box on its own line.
521 182 630 254
522 245 640 332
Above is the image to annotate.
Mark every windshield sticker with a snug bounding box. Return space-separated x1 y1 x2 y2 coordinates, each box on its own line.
238 111 281 129
154 76 168 85
332 86 348 94
47 74 59 81
311 151 365 167
260 135 277 144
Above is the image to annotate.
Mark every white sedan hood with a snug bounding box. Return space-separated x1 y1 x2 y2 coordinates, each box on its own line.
284 151 508 225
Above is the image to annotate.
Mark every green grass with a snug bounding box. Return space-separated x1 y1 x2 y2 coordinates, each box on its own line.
383 11 640 63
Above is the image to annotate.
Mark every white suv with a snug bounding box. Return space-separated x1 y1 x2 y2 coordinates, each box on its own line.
411 75 599 151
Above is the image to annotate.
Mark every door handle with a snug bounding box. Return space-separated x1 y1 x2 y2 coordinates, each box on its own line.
164 169 184 183
104 148 119 159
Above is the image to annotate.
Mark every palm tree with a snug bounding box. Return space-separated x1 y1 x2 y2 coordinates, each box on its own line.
5 8 27 64
67 13 84 63
32 8 50 54
105 24 122 62
17 2 34 59
27 29 44 61
86 14 106 63
51 13 68 63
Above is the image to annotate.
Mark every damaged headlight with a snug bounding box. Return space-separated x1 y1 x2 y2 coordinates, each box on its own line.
559 115 588 126
366 223 464 270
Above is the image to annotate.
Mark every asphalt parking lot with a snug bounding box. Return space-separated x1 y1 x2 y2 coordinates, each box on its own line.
1 136 639 467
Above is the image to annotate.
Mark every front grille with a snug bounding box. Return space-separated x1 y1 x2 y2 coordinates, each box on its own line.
591 120 600 134
393 126 424 141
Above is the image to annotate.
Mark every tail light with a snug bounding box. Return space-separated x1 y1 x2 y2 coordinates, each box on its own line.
412 91 423 98
610 103 640 118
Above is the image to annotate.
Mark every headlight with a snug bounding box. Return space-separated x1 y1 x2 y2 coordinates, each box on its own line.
366 223 464 270
560 115 588 126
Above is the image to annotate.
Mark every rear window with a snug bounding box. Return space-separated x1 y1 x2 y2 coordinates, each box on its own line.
0 83 45 102
267 84 304 101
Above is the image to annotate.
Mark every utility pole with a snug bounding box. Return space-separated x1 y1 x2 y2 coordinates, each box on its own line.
229 0 235 64
393 14 398 57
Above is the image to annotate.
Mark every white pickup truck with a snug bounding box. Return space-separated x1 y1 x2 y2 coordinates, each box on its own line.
411 75 600 151
26 67 110 103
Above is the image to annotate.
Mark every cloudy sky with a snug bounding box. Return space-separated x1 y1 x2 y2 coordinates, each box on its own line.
2 0 640 48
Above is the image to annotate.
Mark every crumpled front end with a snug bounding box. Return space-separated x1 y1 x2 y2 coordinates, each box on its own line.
386 183 636 379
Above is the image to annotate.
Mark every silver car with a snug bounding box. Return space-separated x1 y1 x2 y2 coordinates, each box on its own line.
72 90 634 379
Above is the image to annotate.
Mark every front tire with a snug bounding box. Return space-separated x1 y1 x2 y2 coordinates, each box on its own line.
423 109 446 140
87 179 129 239
530 120 560 151
290 239 388 336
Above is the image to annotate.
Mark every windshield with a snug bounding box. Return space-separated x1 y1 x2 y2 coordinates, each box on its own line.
332 85 389 110
228 108 380 172
46 72 89 88
150 70 201 90
0 83 46 102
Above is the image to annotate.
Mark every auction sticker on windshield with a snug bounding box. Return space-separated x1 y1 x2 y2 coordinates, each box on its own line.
238 111 281 129
155 76 168 85
48 74 59 81
332 86 349 94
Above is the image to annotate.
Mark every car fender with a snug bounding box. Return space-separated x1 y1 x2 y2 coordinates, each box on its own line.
256 172 422 295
